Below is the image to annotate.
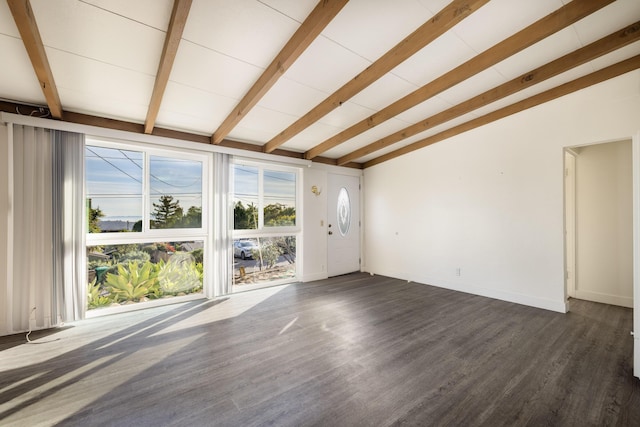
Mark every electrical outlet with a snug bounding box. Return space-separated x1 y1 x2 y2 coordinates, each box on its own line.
455 267 461 276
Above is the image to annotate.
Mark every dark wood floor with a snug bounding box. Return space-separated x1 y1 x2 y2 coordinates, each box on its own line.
1 273 639 426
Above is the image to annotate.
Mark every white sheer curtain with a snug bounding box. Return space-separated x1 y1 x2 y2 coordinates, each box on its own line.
8 125 84 334
11 125 54 332
52 130 86 323
210 152 233 296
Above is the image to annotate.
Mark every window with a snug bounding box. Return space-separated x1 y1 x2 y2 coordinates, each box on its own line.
232 161 300 290
233 164 297 231
150 156 202 229
85 139 209 313
337 187 351 236
264 170 296 227
233 164 259 230
86 146 143 232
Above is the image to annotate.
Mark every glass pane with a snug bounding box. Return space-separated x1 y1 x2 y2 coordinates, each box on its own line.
264 170 296 227
337 187 351 236
150 156 203 229
86 146 143 233
233 236 296 287
233 165 259 230
87 241 204 311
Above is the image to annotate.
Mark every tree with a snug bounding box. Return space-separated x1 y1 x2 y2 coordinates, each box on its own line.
234 201 258 229
277 236 296 264
253 238 281 271
180 206 202 228
88 205 104 233
264 203 295 226
152 195 182 228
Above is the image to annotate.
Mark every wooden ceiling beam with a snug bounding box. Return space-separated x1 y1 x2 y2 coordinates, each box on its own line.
211 0 349 144
144 0 192 134
364 55 640 168
306 0 615 160
338 20 640 165
263 0 490 153
8 0 63 119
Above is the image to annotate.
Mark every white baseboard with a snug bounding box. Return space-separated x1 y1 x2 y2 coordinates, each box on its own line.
433 281 567 313
574 289 633 308
301 272 328 283
388 272 568 313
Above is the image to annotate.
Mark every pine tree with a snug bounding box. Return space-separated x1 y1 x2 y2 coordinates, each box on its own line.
152 195 182 228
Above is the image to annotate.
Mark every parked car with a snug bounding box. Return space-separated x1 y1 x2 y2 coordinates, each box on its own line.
234 240 258 260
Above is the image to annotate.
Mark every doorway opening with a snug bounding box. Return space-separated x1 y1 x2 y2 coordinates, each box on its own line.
564 140 633 309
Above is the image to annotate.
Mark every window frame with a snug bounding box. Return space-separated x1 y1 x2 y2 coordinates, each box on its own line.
86 137 209 246
232 158 301 238
231 158 302 290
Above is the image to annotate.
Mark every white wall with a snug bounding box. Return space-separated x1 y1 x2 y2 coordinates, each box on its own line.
575 140 633 307
363 70 640 313
0 123 8 335
302 165 329 282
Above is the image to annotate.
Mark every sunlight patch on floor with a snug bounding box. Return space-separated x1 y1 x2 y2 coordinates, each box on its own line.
1 334 203 426
152 284 294 336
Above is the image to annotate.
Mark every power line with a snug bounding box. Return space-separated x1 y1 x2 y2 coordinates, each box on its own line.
119 149 202 190
234 165 296 182
86 147 142 185
86 147 202 197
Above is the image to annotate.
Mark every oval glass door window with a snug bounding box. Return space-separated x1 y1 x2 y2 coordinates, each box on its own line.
337 187 351 236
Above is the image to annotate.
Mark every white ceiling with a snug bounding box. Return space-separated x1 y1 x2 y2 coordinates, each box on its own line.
1 0 639 166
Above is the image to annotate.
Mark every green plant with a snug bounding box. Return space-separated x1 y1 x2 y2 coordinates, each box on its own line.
108 244 139 257
119 250 150 264
252 239 281 270
88 205 104 233
87 278 112 309
106 261 158 302
276 236 296 264
151 195 182 229
191 248 204 264
142 244 158 254
158 253 202 295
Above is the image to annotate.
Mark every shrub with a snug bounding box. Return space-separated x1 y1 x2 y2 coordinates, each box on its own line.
253 239 281 270
87 278 112 309
119 250 150 264
106 261 158 303
191 248 204 264
158 253 202 295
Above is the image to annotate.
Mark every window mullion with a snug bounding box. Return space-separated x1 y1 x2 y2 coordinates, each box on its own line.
258 166 264 230
143 151 150 233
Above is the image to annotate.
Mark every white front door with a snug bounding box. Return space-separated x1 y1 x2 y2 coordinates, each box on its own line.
327 173 360 277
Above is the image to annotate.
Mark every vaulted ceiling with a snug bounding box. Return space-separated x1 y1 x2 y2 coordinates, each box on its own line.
2 0 639 168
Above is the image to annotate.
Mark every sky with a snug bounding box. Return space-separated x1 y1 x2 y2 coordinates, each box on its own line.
86 145 202 221
86 147 296 222
233 164 296 208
